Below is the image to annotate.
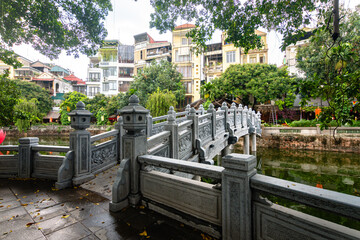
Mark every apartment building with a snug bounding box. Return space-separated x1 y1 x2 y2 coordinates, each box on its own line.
203 30 268 83
86 40 134 97
172 24 203 105
284 28 313 77
133 32 171 75
0 56 42 81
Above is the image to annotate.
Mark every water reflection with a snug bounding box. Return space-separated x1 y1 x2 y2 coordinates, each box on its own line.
234 146 360 197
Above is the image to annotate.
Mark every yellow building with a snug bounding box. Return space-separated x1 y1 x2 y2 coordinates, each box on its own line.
0 55 42 80
133 33 171 76
222 30 268 71
203 30 268 83
172 23 202 105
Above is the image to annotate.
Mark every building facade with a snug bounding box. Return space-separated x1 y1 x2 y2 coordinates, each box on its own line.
133 32 171 75
86 40 135 97
203 30 268 83
172 24 203 105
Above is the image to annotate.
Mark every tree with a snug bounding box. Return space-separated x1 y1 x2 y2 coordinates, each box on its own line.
13 98 40 133
146 89 177 117
83 93 108 118
59 92 88 125
0 75 20 126
130 60 185 105
297 10 360 137
150 0 331 52
202 64 297 108
14 80 53 116
0 0 112 67
106 93 129 116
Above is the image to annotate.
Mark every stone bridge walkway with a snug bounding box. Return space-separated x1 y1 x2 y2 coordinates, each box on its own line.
0 166 214 240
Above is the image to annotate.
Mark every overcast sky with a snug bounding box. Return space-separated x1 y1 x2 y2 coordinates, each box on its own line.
12 0 358 80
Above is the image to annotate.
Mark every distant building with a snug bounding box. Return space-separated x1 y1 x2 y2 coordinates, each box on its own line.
284 28 314 77
172 23 203 105
32 72 73 97
203 30 268 83
86 40 135 97
50 65 70 78
63 74 86 95
0 55 42 81
133 32 171 75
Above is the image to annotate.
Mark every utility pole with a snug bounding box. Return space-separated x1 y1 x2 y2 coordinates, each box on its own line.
332 0 340 41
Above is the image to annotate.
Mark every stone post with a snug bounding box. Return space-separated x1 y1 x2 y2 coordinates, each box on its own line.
238 104 243 128
18 137 39 178
165 106 179 159
243 107 250 154
118 95 149 206
231 102 237 128
68 101 94 185
199 104 205 115
115 116 124 161
250 110 257 154
187 108 198 150
185 104 191 115
207 103 216 140
146 113 153 138
222 153 256 240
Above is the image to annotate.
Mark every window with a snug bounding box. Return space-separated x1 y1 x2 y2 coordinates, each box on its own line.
175 50 191 62
184 81 192 94
140 50 143 59
102 83 109 91
119 67 134 77
260 56 264 63
249 56 257 63
88 87 100 96
109 81 117 90
177 66 192 78
182 38 187 45
226 51 236 63
89 72 100 81
103 67 117 77
243 55 247 64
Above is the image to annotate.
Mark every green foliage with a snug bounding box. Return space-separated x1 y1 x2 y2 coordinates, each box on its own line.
83 93 108 118
0 0 112 67
289 119 318 127
297 10 360 131
106 93 129 116
95 107 109 125
14 80 53 116
60 92 88 125
146 89 177 117
150 0 330 52
13 98 40 132
201 64 297 108
130 60 184 105
0 76 20 126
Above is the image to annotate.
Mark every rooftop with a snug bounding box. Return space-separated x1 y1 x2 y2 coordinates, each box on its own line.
174 23 196 30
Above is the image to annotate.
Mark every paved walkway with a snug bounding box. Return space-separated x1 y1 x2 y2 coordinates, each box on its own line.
0 166 215 240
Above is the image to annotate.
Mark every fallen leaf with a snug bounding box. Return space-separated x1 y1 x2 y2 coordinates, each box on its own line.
139 230 147 236
38 227 42 230
61 215 70 219
7 205 11 208
35 190 39 193
0 206 3 208
29 202 34 205
39 217 43 220
139 205 145 209
73 186 78 189
21 204 28 206
101 221 105 224
61 204 64 206
16 199 20 202
26 222 34 227
22 196 27 198
90 214 93 216
126 222 130 226
94 203 99 205
75 206 79 209
79 197 83 200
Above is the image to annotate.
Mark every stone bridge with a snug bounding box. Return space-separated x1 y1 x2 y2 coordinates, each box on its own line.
1 95 359 239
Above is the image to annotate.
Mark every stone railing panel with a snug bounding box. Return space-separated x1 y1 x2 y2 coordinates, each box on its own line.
0 154 19 178
91 138 118 174
32 153 64 180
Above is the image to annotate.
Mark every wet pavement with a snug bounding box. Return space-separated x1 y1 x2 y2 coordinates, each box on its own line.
0 166 215 240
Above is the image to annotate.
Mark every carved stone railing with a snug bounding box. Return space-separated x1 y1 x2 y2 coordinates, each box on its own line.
122 153 360 239
90 129 120 174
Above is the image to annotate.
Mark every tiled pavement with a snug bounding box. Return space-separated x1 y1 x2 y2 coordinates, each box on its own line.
0 167 214 240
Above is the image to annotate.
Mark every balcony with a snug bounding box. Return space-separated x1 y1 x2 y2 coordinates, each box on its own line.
203 65 223 74
87 78 101 82
99 61 118 67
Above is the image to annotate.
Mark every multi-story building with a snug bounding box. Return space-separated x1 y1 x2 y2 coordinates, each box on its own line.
32 72 73 96
86 40 134 97
285 28 313 77
133 32 171 75
203 30 268 83
172 24 203 105
0 55 42 81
